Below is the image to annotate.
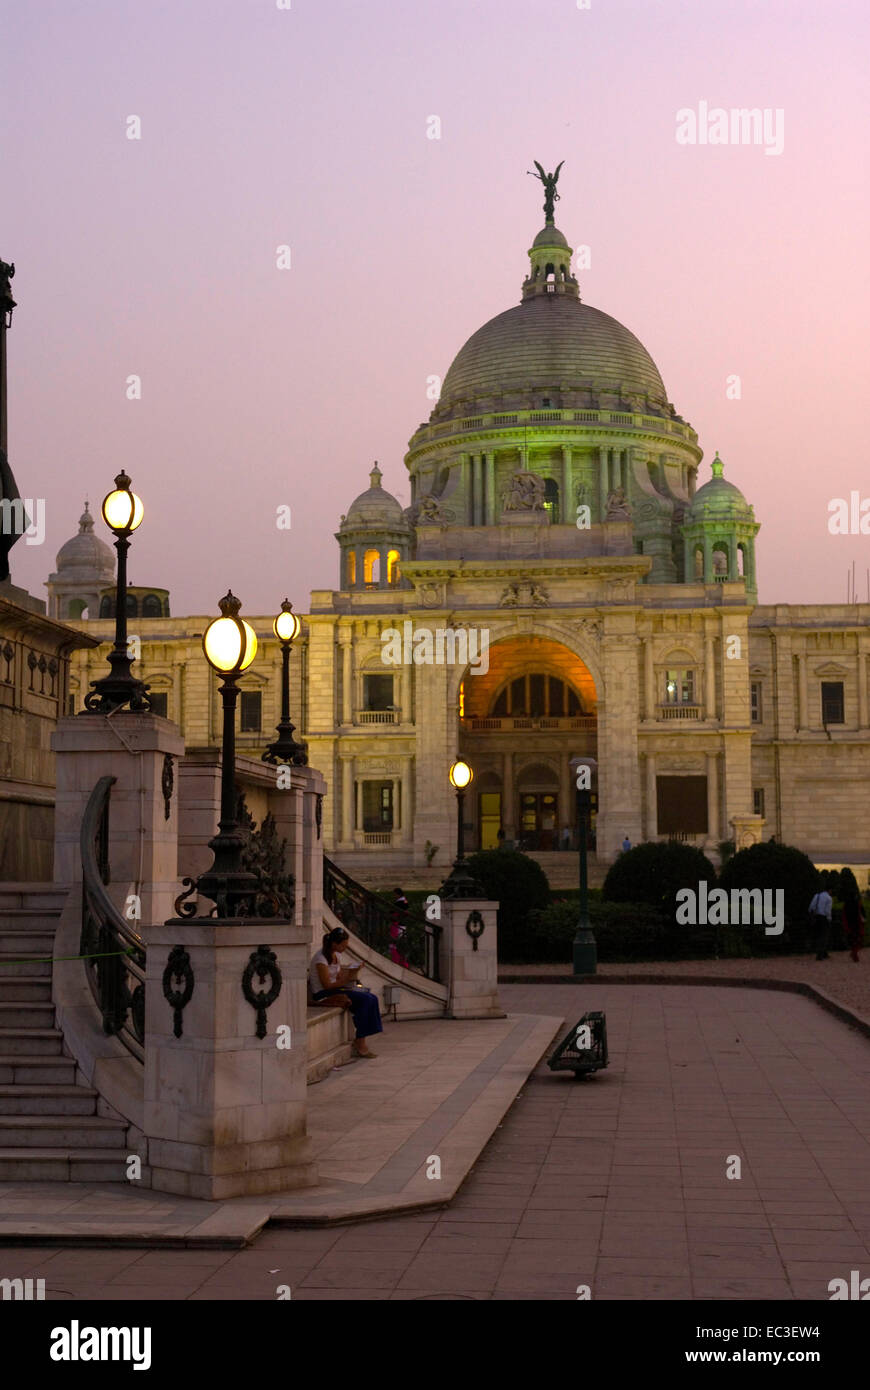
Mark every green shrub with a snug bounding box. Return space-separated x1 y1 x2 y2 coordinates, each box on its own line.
602 840 717 918
520 898 724 964
718 840 818 948
464 849 550 961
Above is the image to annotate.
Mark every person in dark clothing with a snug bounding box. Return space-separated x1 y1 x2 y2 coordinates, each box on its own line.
309 927 382 1057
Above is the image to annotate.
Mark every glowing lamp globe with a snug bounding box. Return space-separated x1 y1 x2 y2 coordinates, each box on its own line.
449 759 473 790
102 474 144 533
274 603 301 644
203 599 258 674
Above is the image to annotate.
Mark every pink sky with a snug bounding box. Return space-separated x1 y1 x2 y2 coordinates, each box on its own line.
4 0 870 614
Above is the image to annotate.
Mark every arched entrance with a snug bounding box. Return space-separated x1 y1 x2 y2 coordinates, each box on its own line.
456 633 598 850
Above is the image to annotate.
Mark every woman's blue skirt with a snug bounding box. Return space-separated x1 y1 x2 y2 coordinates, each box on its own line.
312 986 383 1039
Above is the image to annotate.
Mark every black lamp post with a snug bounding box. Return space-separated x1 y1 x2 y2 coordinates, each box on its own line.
197 591 261 916
261 599 308 766
83 471 151 713
441 759 482 899
569 754 598 975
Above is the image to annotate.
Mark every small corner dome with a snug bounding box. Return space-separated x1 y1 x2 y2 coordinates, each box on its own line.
687 454 754 521
55 502 115 574
340 463 409 533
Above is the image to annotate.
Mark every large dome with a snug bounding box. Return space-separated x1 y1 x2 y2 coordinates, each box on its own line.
434 294 669 422
55 503 114 577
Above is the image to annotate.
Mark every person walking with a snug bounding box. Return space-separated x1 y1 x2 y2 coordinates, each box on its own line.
808 882 833 960
621 835 631 853
840 874 865 963
561 824 572 852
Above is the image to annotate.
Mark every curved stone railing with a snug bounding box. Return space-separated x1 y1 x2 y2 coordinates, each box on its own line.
80 775 146 1063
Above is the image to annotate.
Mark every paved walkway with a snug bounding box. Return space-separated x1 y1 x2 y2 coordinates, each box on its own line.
0 1011 561 1242
3 981 870 1299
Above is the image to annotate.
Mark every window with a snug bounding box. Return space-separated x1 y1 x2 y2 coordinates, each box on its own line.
753 788 765 817
543 478 560 523
363 673 393 711
665 669 695 704
489 675 583 718
142 594 162 618
99 595 113 618
386 549 401 585
363 549 380 585
125 595 138 617
149 692 168 718
657 776 708 834
821 681 844 725
750 682 763 723
240 690 262 732
362 781 393 831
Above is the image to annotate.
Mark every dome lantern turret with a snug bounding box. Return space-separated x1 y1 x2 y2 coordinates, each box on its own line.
681 453 760 590
335 462 410 591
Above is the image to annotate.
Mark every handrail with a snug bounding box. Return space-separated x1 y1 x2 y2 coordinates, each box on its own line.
323 856 442 983
80 775 146 1062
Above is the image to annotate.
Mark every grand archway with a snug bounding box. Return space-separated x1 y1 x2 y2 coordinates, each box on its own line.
456 633 598 851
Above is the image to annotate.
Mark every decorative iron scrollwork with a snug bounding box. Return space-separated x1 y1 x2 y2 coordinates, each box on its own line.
161 754 174 820
162 945 194 1039
465 910 485 951
173 877 199 918
242 945 282 1039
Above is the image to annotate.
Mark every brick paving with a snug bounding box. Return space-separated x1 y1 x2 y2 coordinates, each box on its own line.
5 980 870 1301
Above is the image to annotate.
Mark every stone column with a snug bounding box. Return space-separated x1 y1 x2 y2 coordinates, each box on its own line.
503 750 515 841
644 635 655 720
399 757 413 847
614 450 623 490
400 666 412 724
599 447 608 516
798 651 808 729
518 445 528 472
703 537 713 584
340 756 353 846
561 446 572 520
706 751 719 843
144 913 316 1198
339 627 352 725
438 897 503 1019
391 777 400 835
859 643 869 729
52 713 185 928
705 626 717 719
354 778 361 838
484 453 496 525
645 751 657 839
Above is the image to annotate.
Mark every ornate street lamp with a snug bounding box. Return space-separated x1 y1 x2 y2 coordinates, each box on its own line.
261 599 308 766
197 592 261 916
83 470 151 712
569 754 598 975
442 759 482 899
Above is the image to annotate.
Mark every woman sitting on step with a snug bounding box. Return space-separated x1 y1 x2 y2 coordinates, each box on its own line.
309 928 382 1059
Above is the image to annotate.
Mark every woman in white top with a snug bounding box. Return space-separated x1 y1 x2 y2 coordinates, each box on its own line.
309 927 382 1058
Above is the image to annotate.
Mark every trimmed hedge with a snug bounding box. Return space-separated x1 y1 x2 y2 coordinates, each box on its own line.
465 849 550 960
602 840 717 917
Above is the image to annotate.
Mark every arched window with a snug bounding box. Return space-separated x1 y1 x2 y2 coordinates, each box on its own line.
125 594 138 618
543 478 560 523
489 674 583 718
386 549 400 585
694 547 704 579
363 549 380 586
712 544 729 581
346 551 356 586
99 595 113 618
67 598 87 619
142 594 162 617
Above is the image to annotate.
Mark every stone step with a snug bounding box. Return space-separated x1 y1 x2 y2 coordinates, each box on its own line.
0 1028 63 1056
0 1148 131 1182
0 1055 77 1085
0 1001 55 1027
0 884 68 911
0 930 57 955
0 1115 127 1148
0 953 52 978
0 1085 98 1116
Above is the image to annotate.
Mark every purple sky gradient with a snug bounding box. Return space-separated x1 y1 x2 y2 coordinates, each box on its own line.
4 0 870 615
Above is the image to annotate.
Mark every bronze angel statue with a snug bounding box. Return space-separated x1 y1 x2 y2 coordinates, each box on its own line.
528 161 564 221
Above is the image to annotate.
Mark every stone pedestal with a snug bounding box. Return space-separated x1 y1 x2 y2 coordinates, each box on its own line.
730 813 766 851
52 713 184 926
267 764 327 953
439 898 504 1019
144 916 316 1199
